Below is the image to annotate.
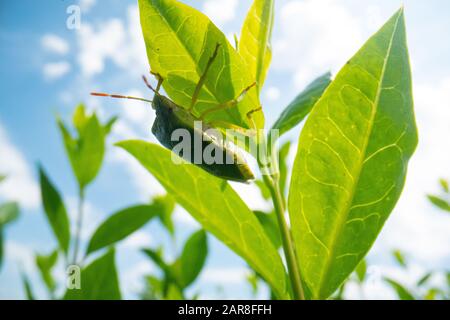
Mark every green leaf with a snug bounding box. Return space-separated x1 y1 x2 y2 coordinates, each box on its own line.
427 195 450 212
57 104 107 189
439 179 449 193
271 73 331 138
416 272 432 287
393 249 407 268
255 180 271 200
21 272 35 300
0 175 6 183
178 230 208 288
0 202 19 225
288 9 418 299
165 284 183 300
36 250 58 294
254 211 281 249
278 140 291 195
117 140 289 299
138 0 264 129
86 204 159 255
153 195 176 236
384 278 415 300
142 248 170 274
39 167 70 254
355 259 367 283
239 0 274 92
64 249 121 300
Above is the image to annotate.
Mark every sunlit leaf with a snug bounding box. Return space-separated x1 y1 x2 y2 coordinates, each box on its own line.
355 259 367 283
427 195 450 212
439 178 449 193
0 202 19 225
117 140 289 298
384 277 415 300
36 250 58 295
254 211 281 249
86 204 159 255
239 0 274 91
416 272 432 287
177 229 208 288
289 9 418 299
21 272 35 300
255 180 271 200
57 104 112 189
393 249 407 268
153 194 176 236
271 73 331 138
278 140 291 195
39 166 70 255
138 0 264 129
64 249 121 300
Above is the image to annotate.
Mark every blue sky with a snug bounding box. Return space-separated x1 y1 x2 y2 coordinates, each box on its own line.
0 0 449 299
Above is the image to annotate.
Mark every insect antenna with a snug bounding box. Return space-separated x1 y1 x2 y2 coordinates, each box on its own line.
142 75 162 95
90 92 153 104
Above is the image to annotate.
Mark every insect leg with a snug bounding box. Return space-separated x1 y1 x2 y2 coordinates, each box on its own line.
188 43 221 112
198 82 257 120
150 71 164 92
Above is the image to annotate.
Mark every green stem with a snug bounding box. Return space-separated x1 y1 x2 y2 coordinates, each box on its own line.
263 173 305 300
72 186 85 265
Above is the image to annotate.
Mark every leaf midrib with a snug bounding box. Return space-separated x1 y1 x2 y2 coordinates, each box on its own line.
315 11 403 299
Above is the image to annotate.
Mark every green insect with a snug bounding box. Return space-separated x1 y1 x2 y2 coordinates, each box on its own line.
92 44 260 183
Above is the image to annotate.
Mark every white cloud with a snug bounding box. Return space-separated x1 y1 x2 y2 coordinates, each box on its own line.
79 0 96 12
202 0 238 28
121 261 154 295
273 0 364 89
43 61 71 80
120 230 153 249
41 34 70 55
66 196 103 240
5 241 35 274
0 123 39 209
265 86 281 101
76 5 147 77
173 206 200 228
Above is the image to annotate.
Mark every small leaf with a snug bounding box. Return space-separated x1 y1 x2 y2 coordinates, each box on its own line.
355 259 367 283
0 175 6 183
138 0 263 129
21 272 35 300
439 178 449 193
393 249 407 268
103 116 118 135
427 195 450 212
254 211 281 249
416 272 432 287
39 166 70 254
153 195 176 236
239 0 274 92
165 284 183 300
178 230 208 288
36 250 58 294
86 204 159 255
117 140 289 299
424 288 441 300
289 9 418 299
64 248 121 300
142 248 170 274
271 73 331 138
57 105 107 189
384 277 415 300
0 202 19 225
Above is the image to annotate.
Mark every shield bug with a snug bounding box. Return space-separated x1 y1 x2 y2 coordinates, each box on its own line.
92 44 260 183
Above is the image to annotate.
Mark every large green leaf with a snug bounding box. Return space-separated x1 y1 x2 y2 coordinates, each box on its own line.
254 211 281 249
117 140 289 298
57 105 113 189
39 167 71 255
138 0 264 130
86 204 159 255
288 9 418 299
36 250 58 295
427 195 450 212
271 73 331 138
64 248 121 300
239 0 274 92
355 259 367 283
177 229 208 288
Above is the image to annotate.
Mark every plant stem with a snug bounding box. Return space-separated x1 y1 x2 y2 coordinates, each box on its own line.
263 173 305 300
72 186 85 265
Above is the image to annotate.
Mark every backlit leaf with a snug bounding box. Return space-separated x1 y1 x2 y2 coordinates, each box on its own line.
39 166 70 255
86 204 159 255
384 278 415 300
36 250 58 294
178 229 208 288
239 0 274 92
64 249 121 300
427 195 450 212
289 9 418 299
271 73 331 138
138 0 264 129
117 140 289 298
